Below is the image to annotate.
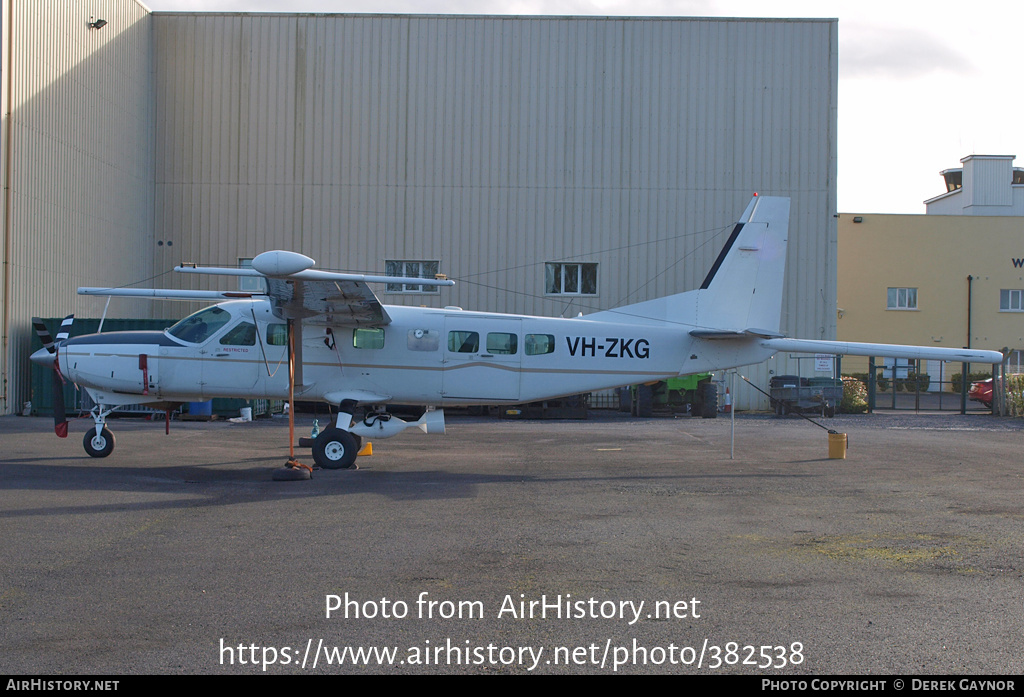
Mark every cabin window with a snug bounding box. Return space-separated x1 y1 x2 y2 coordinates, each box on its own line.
486 332 518 355
546 263 597 295
220 322 256 346
167 306 232 344
886 287 917 310
353 327 385 349
407 329 440 351
525 334 555 355
448 331 479 353
266 324 288 346
385 260 440 293
1000 289 1024 311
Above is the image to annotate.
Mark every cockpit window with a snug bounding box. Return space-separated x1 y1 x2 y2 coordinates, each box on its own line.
220 321 256 346
167 306 232 344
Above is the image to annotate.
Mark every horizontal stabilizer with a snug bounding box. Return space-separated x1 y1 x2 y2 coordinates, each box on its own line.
761 338 1004 364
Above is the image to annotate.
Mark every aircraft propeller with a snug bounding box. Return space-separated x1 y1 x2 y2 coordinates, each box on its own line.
30 315 74 438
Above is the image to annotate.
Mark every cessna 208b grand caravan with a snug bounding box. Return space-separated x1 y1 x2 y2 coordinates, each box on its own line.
31 196 1002 469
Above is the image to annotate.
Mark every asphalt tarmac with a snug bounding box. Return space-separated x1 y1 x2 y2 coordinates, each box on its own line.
2 410 1022 675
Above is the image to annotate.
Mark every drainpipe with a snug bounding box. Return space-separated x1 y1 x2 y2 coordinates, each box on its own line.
966 275 973 349
1 0 15 412
960 275 974 414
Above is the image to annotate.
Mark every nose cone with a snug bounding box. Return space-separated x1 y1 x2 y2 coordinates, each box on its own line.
30 347 55 368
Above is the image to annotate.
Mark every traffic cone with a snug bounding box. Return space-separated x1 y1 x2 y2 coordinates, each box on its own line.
724 387 732 413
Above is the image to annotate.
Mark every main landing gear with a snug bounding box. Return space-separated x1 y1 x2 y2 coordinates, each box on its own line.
307 401 446 470
311 399 362 470
312 428 362 470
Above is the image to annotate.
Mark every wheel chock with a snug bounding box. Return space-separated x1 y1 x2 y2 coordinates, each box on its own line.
358 441 373 456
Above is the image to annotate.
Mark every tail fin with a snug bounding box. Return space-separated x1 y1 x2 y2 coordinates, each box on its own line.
695 195 790 334
592 195 790 333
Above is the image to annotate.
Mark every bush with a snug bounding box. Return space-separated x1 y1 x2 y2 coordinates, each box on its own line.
839 377 868 414
899 372 930 392
951 371 993 394
1007 374 1024 417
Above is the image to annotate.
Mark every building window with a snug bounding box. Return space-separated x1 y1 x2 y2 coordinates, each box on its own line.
1000 289 1024 312
546 263 597 295
238 258 267 293
887 287 917 310
385 260 440 293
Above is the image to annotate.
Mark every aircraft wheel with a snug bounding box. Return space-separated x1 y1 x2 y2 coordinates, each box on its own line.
313 428 358 469
83 427 115 458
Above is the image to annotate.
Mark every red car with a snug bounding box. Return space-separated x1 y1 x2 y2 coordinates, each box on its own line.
968 378 993 408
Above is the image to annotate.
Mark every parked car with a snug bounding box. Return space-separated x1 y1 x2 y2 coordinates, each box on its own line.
968 378 993 408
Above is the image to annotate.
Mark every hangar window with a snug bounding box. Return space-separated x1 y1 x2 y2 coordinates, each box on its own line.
448 331 479 353
525 334 555 355
546 263 597 295
385 260 440 293
238 258 268 293
353 327 385 349
1000 289 1024 312
887 287 917 310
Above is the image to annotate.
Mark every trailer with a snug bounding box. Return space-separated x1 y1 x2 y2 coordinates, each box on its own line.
769 375 843 417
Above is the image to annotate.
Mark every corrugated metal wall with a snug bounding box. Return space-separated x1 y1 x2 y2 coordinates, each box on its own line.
1 11 836 413
0 0 154 413
152 13 837 409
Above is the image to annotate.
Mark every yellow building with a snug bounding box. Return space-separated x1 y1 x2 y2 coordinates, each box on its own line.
837 213 1024 381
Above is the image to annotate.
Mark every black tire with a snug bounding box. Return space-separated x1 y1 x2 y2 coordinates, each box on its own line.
272 465 312 481
83 427 115 458
312 428 358 469
700 383 718 418
634 385 653 418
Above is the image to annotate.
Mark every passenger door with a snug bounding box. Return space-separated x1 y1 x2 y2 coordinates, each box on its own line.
442 317 521 401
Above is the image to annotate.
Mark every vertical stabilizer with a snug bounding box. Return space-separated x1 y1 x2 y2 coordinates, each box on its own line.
696 196 790 334
590 196 790 333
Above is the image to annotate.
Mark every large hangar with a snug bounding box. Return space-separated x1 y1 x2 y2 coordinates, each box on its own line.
0 2 837 413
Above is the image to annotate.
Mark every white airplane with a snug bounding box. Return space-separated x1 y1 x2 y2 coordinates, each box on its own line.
31 196 1003 472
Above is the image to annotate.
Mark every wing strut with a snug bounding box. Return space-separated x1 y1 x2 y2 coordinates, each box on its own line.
273 318 313 481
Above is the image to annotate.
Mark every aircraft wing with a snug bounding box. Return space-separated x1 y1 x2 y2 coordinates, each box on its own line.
78 288 263 301
760 338 1004 364
175 250 455 327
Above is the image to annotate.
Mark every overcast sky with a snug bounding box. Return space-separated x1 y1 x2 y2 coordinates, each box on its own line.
144 0 1023 214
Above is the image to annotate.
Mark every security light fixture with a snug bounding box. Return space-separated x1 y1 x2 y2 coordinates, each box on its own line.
88 18 108 30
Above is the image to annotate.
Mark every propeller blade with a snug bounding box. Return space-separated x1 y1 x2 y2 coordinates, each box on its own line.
33 316 73 437
55 314 74 343
51 362 68 438
32 317 56 354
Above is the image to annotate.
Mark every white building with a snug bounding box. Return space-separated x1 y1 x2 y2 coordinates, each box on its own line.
925 154 1024 215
